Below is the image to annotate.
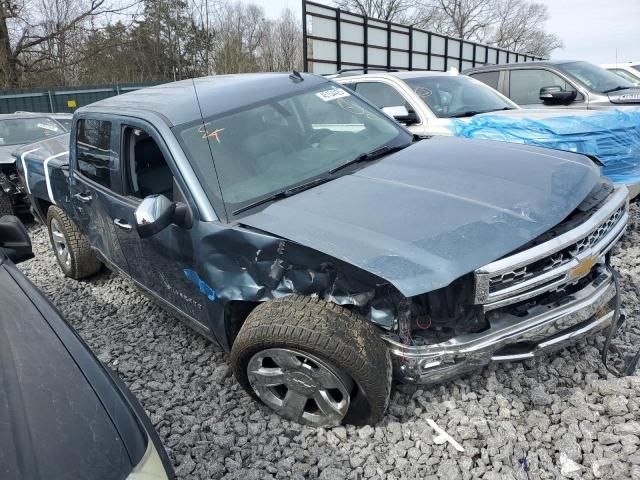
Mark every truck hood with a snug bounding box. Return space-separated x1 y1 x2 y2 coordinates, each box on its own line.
607 88 640 104
240 137 599 297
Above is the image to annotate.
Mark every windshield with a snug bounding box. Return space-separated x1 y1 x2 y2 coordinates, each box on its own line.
0 117 66 146
403 75 517 118
609 69 640 85
560 61 635 93
176 83 411 214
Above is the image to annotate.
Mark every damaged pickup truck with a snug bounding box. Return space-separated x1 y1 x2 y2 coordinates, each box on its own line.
17 73 629 427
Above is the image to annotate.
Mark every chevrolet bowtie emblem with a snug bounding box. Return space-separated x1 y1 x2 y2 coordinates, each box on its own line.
568 255 598 280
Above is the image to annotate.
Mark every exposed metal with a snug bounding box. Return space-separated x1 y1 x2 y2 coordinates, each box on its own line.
247 348 353 427
386 266 618 383
302 0 543 75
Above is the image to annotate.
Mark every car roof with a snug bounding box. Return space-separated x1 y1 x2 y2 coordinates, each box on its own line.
335 70 457 81
82 73 329 126
463 60 578 74
0 112 59 120
601 62 640 68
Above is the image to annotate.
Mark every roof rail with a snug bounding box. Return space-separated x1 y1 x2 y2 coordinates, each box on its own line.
329 67 403 78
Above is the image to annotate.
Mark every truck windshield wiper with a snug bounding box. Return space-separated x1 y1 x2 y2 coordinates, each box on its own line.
328 144 409 174
603 85 630 93
449 107 515 118
232 176 333 215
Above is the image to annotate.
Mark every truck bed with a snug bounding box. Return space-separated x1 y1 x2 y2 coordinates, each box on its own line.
14 134 70 217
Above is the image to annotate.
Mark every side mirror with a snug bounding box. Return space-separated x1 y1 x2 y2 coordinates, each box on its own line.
135 195 177 238
0 215 33 264
382 106 419 125
539 86 577 104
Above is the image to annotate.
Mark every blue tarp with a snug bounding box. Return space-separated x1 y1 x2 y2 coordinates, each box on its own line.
449 109 640 186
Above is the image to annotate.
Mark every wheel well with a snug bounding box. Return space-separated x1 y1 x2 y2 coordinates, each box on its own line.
35 198 53 221
224 300 259 347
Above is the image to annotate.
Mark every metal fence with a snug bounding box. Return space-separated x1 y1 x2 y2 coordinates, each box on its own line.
302 0 544 75
0 82 159 114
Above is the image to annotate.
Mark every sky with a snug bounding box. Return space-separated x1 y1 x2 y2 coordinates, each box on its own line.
247 0 640 64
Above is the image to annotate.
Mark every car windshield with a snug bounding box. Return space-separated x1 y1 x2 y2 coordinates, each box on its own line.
560 61 635 93
176 83 411 214
403 75 517 118
0 117 66 146
609 69 640 85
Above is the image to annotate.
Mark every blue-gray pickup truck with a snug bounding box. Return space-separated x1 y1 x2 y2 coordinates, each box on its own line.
17 73 629 426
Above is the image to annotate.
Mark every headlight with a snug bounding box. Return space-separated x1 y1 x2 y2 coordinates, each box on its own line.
126 436 171 480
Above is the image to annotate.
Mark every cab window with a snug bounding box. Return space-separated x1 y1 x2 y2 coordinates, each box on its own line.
76 119 114 188
509 69 576 104
122 127 174 201
469 71 500 90
354 82 413 111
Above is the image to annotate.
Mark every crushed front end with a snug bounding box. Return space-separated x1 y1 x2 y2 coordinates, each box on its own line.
384 185 629 383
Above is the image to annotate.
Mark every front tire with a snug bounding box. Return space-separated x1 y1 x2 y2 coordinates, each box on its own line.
230 295 392 426
0 190 13 217
46 206 101 279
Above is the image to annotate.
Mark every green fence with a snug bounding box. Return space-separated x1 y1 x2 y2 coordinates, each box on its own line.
0 82 160 114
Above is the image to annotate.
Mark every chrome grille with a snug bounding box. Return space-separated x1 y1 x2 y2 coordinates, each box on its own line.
487 204 625 294
474 187 629 309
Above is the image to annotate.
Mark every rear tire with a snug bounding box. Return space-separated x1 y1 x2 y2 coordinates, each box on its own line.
46 206 101 279
0 191 13 217
230 295 392 426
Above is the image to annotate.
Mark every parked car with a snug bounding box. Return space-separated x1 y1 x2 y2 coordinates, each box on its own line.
0 112 68 216
464 60 640 109
334 70 520 137
334 71 640 195
0 214 174 480
14 111 74 129
601 62 640 86
17 73 629 426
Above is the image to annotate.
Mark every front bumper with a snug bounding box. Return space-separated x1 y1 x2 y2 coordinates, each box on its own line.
384 267 617 384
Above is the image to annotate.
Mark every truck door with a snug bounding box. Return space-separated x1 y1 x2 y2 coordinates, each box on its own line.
106 121 211 334
69 116 129 273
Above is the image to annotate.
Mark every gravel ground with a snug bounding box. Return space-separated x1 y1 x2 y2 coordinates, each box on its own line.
18 203 640 480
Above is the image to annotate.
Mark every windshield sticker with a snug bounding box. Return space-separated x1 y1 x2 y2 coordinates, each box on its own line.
316 87 350 102
198 124 225 143
415 87 433 98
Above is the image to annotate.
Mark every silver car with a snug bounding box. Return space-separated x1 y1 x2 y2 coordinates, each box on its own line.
464 60 640 109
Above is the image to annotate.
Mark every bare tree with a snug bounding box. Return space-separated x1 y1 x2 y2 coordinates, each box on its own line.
490 0 562 57
334 0 414 22
0 0 133 88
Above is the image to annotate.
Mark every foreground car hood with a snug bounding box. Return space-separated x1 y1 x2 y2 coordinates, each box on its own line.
241 137 599 297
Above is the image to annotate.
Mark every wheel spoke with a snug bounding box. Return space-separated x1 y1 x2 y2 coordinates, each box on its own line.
315 390 348 417
248 367 285 387
63 249 70 265
281 390 308 420
313 366 343 390
269 350 302 370
52 230 64 242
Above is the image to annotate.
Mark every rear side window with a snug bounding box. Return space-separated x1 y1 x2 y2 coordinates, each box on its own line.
509 69 575 105
76 119 113 188
355 82 411 109
469 71 500 90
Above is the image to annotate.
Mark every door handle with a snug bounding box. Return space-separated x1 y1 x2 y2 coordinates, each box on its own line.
113 218 132 231
73 192 92 203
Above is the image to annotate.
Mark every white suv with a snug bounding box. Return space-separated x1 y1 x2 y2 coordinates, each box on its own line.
601 62 640 86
